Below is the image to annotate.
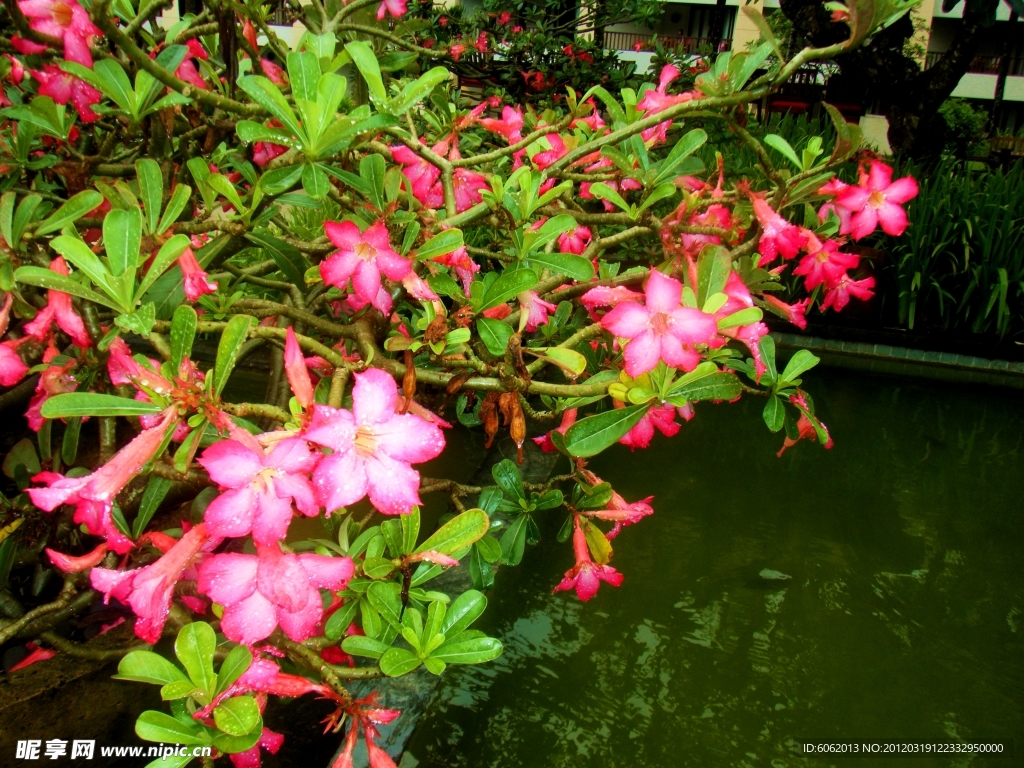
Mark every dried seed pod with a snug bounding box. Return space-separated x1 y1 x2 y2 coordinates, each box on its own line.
481 392 500 449
446 373 471 395
510 397 527 465
401 349 416 413
424 316 448 344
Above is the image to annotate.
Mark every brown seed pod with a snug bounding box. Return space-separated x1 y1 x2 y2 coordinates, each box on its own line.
481 392 500 449
401 349 416 413
510 397 527 465
423 316 448 344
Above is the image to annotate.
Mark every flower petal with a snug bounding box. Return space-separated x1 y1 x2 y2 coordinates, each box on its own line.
364 452 422 515
313 451 369 513
352 368 399 426
221 590 279 645
197 553 259 606
374 413 446 464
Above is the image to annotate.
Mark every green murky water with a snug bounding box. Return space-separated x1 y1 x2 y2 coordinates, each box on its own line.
404 370 1024 767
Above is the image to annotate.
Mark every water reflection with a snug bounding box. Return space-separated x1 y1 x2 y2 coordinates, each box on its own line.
404 371 1024 767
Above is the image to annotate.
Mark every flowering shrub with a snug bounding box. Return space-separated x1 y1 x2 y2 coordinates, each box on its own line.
0 0 919 763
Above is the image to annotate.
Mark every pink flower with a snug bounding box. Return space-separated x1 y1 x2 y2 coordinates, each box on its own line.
0 341 31 387
6 54 26 84
230 728 285 768
450 43 466 62
376 0 407 20
8 642 57 672
28 409 179 553
479 105 524 143
474 32 489 53
580 285 644 316
390 142 443 204
821 274 875 312
763 295 810 330
792 233 860 290
816 177 853 233
636 64 698 116
10 35 49 55
578 470 653 539
558 225 592 255
518 290 557 332
532 134 567 170
716 272 768 378
18 0 101 66
305 368 445 516
750 195 806 266
196 543 353 644
26 357 77 431
22 257 91 347
452 168 488 212
497 11 512 24
260 58 286 84
91 523 213 643
533 408 577 453
600 270 718 377
432 246 478 295
320 221 412 315
285 327 314 411
777 393 833 456
46 541 107 573
198 436 319 546
177 247 217 302
619 402 680 450
836 161 919 240
253 140 287 167
553 517 623 601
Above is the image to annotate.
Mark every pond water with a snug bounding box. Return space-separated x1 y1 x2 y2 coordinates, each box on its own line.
403 369 1024 768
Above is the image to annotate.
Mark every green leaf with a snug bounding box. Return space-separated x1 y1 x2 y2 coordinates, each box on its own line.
136 159 163 234
380 647 422 677
696 246 732 307
41 393 164 419
0 535 17 592
475 535 502 564
563 405 649 457
401 506 420 556
526 214 576 254
89 59 136 114
430 636 503 665
170 305 198 372
414 229 463 261
258 165 304 195
589 182 630 212
763 395 785 432
301 163 329 200
34 190 102 236
759 335 778 382
61 417 81 466
211 722 262 755
414 508 490 557
213 696 260 737
476 317 514 357
341 634 390 660
245 230 311 287
363 556 397 579
779 349 820 383
389 66 449 115
136 233 191 304
653 128 708 185
367 581 403 629
114 302 156 337
667 364 742 402
236 75 306 146
160 680 200 700
526 251 595 281
499 513 528 566
345 41 387 104
135 711 210 746
175 621 217 694
50 235 120 305
11 194 42 249
2 438 39 479
764 134 803 171
324 599 360 642
116 651 190 685
479 268 538 311
492 459 525 500
133 475 172 538
236 120 296 146
717 306 763 329
527 348 588 377
741 5 785 61
287 51 321 102
440 589 486 637
359 154 386 210
213 315 254 398
14 266 117 310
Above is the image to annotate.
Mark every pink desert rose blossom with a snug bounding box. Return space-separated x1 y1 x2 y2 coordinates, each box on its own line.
600 270 718 377
518 290 557 332
177 247 217 302
26 357 77 431
479 105 524 143
197 436 319 546
533 408 577 453
90 523 213 643
450 43 466 61
18 0 101 66
836 161 919 240
763 294 810 330
579 470 653 539
29 65 101 122
28 408 180 553
196 544 354 644
22 257 91 347
230 728 285 768
432 245 479 296
750 194 806 266
532 134 568 170
320 220 412 315
377 0 407 20
305 368 445 516
558 225 592 255
0 341 30 386
618 401 681 450
553 517 624 601
284 327 315 411
822 273 876 312
636 64 698 116
793 232 861 290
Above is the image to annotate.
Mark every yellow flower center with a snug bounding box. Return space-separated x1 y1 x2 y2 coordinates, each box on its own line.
868 190 886 208
53 1 74 27
354 426 379 457
354 242 377 261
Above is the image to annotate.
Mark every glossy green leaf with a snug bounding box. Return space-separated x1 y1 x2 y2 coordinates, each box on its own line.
170 305 198 372
477 317 514 357
430 636 503 665
14 266 117 310
440 589 487 637
341 634 390 660
160 680 200 701
563 405 649 457
211 722 262 755
213 315 254 397
324 599 360 642
41 393 164 418
414 508 490 557
780 349 820 383
492 459 525 499
345 41 387 104
135 711 210 746
175 621 217 693
236 75 305 145
380 647 422 677
34 190 103 236
763 395 785 432
133 475 172 538
414 228 463 261
287 51 321 102
479 268 538 311
156 184 191 235
363 556 397 579
116 651 190 685
245 230 311 287
136 159 163 234
213 696 260 737
499 513 529 566
389 66 449 115
301 163 329 200
527 251 595 281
